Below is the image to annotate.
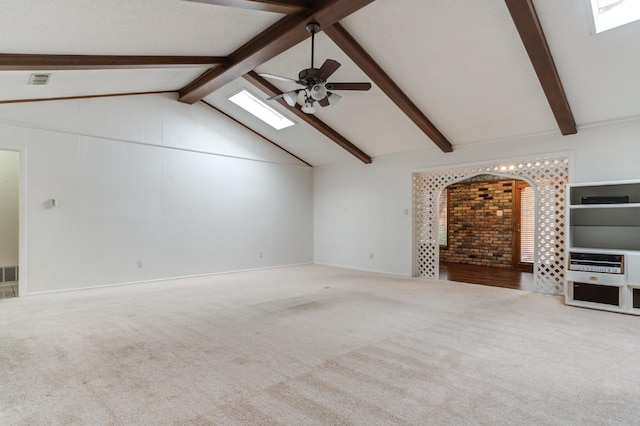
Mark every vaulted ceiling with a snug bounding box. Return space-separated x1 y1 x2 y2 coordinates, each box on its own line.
2 0 640 166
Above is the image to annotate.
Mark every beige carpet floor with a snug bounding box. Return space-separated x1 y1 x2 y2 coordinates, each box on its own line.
1 265 640 425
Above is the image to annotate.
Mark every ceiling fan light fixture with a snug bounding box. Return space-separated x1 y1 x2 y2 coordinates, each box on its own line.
301 101 316 114
282 91 298 107
327 92 342 106
309 84 327 101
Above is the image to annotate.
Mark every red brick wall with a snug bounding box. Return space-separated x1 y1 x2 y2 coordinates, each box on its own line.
440 180 514 268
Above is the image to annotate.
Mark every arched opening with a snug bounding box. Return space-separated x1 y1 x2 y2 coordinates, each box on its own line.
412 157 569 294
436 174 535 290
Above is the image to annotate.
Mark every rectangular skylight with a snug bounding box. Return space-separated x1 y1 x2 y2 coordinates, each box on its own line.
590 0 640 33
228 89 295 130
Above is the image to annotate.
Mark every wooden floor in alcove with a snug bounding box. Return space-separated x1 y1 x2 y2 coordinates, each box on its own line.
439 262 535 291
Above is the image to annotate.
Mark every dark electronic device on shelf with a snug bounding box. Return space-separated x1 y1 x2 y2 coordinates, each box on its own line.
569 252 624 274
581 195 629 204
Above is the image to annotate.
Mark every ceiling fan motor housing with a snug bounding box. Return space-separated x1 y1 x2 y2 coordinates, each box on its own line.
298 68 322 86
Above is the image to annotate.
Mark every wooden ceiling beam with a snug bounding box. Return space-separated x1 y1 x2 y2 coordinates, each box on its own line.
0 54 226 71
244 71 372 164
505 0 577 135
324 23 453 153
182 0 311 14
178 0 376 104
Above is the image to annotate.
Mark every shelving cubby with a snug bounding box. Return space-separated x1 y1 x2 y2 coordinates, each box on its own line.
566 180 640 314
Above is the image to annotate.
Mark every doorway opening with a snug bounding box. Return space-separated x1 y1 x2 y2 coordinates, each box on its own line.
413 157 569 294
0 150 20 299
437 175 535 291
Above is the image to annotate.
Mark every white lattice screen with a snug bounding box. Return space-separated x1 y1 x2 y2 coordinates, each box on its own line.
413 157 569 294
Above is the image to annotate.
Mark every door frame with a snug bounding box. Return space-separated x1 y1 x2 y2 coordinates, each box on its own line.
513 180 534 272
0 145 27 297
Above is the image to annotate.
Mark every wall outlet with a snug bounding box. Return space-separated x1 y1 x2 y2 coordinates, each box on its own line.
370 252 374 259
137 260 143 268
259 251 263 258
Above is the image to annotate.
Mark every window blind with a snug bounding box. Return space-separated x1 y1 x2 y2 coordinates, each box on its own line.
520 186 535 263
438 189 447 246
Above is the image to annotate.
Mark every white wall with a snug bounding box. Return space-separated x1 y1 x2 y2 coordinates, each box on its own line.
0 150 19 266
313 118 640 276
0 93 312 294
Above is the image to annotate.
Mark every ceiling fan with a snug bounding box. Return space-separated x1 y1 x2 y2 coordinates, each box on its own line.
259 23 372 114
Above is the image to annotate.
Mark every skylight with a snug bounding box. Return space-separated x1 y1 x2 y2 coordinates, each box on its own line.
228 89 295 130
590 0 640 33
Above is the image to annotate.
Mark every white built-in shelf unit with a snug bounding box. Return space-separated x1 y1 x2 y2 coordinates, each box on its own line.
566 180 640 314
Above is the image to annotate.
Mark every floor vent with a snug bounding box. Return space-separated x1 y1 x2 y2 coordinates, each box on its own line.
0 266 19 283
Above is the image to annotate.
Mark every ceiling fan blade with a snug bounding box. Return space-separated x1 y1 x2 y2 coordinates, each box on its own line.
315 59 341 81
267 90 300 106
259 73 300 84
325 82 372 91
266 93 287 101
318 97 330 107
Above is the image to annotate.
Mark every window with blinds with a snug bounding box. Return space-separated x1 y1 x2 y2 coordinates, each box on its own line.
520 186 535 263
438 189 447 246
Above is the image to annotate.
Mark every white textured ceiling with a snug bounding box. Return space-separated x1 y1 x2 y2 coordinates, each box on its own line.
2 0 640 166
534 0 640 125
1 0 282 55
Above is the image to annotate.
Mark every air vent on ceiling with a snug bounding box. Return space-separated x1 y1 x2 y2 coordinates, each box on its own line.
28 73 51 85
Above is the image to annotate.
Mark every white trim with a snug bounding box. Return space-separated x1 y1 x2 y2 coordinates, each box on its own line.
578 113 640 129
0 144 27 297
411 150 575 175
568 178 640 187
23 262 313 297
